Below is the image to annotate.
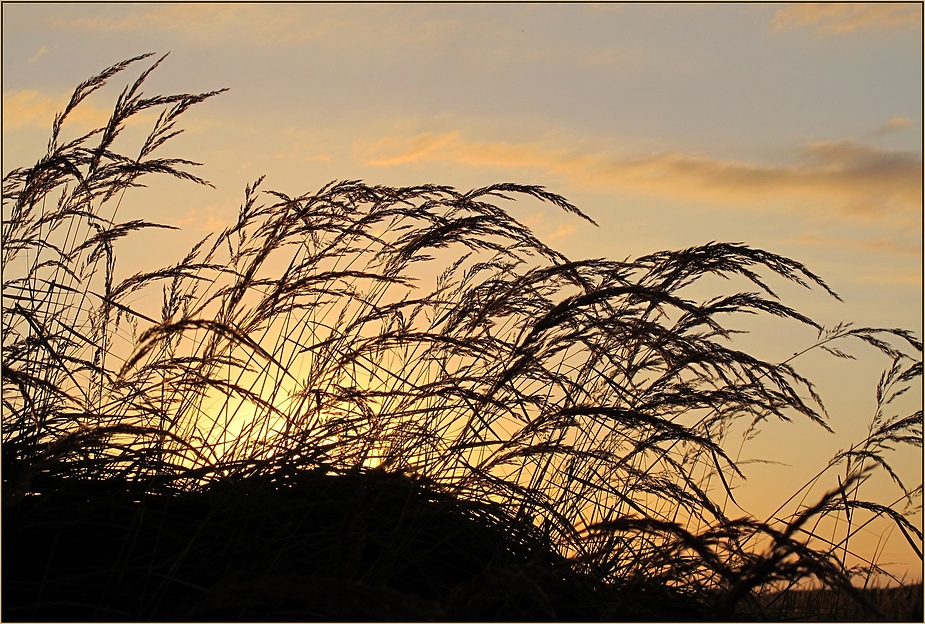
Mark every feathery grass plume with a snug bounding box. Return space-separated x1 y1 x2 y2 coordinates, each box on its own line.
3 56 922 621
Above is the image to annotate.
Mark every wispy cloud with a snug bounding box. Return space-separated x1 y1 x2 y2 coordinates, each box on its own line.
770 3 922 37
361 132 464 167
50 4 332 45
48 4 467 51
872 116 916 135
28 46 52 63
174 203 235 233
271 133 333 163
2 91 54 130
516 211 579 242
857 272 922 286
2 88 157 133
794 232 922 257
356 132 922 222
44 4 649 73
2 90 105 131
546 223 577 240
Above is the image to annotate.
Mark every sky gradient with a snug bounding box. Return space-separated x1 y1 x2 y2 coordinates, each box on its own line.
3 2 922 579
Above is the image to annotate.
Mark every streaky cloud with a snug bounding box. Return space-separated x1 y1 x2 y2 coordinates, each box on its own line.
357 131 922 223
794 232 922 257
770 3 922 37
872 116 916 135
2 89 108 131
2 88 154 132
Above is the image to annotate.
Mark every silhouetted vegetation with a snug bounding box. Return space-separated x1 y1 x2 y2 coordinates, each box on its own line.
3 54 922 621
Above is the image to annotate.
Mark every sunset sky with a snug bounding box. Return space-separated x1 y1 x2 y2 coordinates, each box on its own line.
3 3 922 577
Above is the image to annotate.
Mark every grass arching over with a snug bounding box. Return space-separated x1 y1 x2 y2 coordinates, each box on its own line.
3 54 922 621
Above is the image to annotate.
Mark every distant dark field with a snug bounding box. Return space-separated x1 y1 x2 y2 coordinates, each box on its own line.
3 55 921 621
754 584 923 622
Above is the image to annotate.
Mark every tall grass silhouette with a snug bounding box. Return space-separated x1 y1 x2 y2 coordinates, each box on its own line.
3 54 922 620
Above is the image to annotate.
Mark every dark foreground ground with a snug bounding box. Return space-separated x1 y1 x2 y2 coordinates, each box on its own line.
752 584 923 622
3 468 921 621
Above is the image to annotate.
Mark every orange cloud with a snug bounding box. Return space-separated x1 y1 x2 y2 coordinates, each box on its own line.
362 132 464 167
3 90 58 130
3 87 163 140
546 223 577 240
48 4 468 52
873 116 916 135
51 5 331 45
2 89 110 131
45 5 640 70
28 46 52 63
606 140 922 215
794 233 922 257
770 3 921 36
854 271 922 286
356 132 922 222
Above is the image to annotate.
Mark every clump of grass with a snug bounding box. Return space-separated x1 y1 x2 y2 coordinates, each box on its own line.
3 55 922 621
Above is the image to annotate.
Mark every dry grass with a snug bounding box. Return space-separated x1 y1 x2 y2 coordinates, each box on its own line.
3 54 922 621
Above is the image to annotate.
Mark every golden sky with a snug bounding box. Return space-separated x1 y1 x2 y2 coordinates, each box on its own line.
3 2 922 578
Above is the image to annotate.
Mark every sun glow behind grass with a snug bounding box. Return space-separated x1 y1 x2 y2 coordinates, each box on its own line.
3 55 921 619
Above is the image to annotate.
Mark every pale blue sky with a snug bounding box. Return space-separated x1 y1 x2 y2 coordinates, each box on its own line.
3 2 922 577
